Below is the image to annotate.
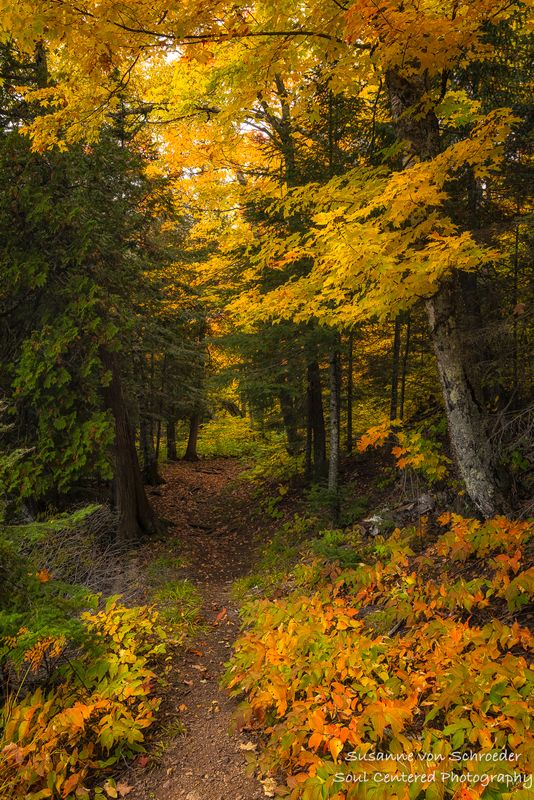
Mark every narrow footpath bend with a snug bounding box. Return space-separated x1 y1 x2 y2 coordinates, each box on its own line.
125 459 267 800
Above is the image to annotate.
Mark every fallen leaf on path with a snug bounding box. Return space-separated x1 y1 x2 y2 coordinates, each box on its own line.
191 664 207 671
178 703 187 711
183 679 194 686
136 755 149 768
214 607 228 624
117 783 134 797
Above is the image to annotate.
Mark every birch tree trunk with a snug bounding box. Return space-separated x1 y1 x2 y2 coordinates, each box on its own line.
386 70 505 516
426 278 504 517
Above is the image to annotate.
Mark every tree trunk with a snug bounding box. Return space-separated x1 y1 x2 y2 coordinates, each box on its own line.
305 381 313 483
102 353 160 542
279 381 301 455
346 330 354 452
166 419 178 461
140 416 162 485
399 315 411 420
307 359 327 480
155 417 162 465
386 69 505 516
154 354 166 467
426 279 505 516
390 315 402 421
184 412 200 462
328 346 341 520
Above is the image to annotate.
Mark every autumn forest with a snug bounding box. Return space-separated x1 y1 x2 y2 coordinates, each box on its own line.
0 1 533 799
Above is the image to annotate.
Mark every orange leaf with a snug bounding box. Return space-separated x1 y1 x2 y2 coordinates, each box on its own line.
62 773 81 797
214 607 228 624
328 737 343 761
308 731 322 750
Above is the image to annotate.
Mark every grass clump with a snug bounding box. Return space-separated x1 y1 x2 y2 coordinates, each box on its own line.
145 554 188 587
151 579 203 638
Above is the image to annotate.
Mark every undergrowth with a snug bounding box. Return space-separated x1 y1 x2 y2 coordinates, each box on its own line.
179 415 259 459
151 579 203 635
145 550 203 638
0 599 167 800
0 509 201 799
232 513 318 600
226 514 534 800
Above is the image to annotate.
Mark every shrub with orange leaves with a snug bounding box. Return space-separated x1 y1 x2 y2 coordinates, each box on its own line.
0 599 167 800
357 419 450 484
226 515 533 799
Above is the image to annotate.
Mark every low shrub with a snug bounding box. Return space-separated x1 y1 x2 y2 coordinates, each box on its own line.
0 508 106 686
226 515 534 799
0 599 167 800
183 415 259 459
242 434 304 488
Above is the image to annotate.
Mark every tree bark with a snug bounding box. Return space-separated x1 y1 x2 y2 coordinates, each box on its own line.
305 382 313 483
166 418 178 461
390 315 402 421
140 415 162 485
155 416 162 464
328 346 341 520
102 353 160 542
426 279 505 516
346 330 354 453
386 69 505 516
184 412 200 462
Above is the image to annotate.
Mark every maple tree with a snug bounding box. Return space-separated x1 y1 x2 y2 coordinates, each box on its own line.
6 0 529 516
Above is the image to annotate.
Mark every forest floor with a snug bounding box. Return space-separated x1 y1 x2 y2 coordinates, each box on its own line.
120 459 270 800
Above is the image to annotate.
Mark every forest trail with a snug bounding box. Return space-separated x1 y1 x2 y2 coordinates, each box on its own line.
124 459 266 800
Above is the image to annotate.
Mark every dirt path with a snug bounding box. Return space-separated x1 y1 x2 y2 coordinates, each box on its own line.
124 459 267 800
